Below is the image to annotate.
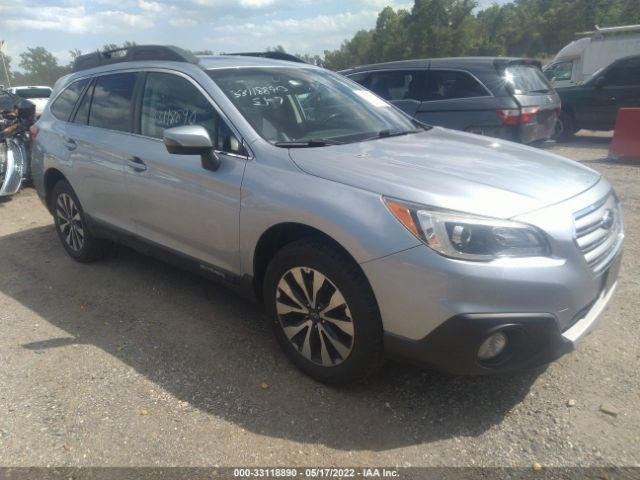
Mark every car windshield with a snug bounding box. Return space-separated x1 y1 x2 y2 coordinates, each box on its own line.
505 65 553 94
207 67 419 146
15 88 52 99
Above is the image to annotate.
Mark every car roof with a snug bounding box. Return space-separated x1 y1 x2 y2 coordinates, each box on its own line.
64 46 317 87
340 57 538 74
198 55 318 70
612 54 640 63
57 51 318 92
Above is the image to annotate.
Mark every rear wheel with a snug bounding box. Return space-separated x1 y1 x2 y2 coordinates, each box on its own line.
263 239 384 385
52 180 110 262
554 111 576 141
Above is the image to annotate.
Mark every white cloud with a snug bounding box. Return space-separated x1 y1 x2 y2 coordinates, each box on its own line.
169 18 198 27
1 3 155 34
138 0 164 12
239 0 277 8
0 0 421 68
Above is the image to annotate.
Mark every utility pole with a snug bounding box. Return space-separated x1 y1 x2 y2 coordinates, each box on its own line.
0 40 12 88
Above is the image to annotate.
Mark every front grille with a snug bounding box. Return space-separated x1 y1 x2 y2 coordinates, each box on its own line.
574 193 623 273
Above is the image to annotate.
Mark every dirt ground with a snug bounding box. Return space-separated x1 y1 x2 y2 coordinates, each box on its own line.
0 131 638 469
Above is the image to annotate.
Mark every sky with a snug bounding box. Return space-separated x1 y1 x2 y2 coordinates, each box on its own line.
0 0 509 69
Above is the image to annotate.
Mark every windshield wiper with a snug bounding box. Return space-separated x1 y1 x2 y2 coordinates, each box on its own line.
363 128 422 142
530 89 550 93
274 138 345 148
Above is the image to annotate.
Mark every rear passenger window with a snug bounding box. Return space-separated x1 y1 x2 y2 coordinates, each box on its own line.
50 79 90 121
425 70 489 100
88 73 136 132
73 82 94 125
356 70 427 101
140 72 245 155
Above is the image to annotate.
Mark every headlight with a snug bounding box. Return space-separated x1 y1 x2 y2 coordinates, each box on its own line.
384 197 549 261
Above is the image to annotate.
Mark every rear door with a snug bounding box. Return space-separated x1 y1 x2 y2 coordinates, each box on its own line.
64 72 137 232
412 69 495 130
123 71 247 274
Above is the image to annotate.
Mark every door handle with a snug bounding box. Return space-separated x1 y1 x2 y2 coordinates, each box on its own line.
127 156 147 172
608 97 617 101
63 137 77 151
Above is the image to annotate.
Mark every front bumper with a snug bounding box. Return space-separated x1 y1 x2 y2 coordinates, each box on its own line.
362 181 623 375
384 273 619 375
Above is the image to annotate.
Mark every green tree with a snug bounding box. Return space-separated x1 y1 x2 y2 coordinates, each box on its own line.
370 7 411 62
13 47 69 86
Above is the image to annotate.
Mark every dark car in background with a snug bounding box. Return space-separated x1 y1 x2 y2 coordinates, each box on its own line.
553 54 640 140
340 57 560 144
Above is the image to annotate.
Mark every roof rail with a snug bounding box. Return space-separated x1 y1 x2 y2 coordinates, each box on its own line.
576 24 640 36
224 52 307 64
72 45 199 72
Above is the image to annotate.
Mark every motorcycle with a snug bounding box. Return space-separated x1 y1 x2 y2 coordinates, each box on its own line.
0 88 35 197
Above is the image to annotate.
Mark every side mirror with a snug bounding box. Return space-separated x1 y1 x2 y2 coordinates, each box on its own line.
594 76 606 89
163 125 221 171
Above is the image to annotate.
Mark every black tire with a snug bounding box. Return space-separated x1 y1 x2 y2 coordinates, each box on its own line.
51 179 111 263
263 239 384 385
554 111 576 141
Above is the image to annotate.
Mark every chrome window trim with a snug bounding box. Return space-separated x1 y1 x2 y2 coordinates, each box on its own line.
139 67 253 160
52 67 253 161
48 77 93 121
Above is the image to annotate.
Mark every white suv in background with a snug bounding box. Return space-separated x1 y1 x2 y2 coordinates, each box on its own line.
8 86 52 117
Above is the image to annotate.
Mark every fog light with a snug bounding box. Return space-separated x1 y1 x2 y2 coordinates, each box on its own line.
478 332 508 361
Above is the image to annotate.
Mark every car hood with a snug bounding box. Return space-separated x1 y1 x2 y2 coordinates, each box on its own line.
288 127 601 219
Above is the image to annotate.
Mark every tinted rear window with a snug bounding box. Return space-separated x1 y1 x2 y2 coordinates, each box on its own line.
505 65 552 94
88 73 136 132
15 88 52 99
50 79 89 121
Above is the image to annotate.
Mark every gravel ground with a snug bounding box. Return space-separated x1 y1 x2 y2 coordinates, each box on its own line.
0 131 638 468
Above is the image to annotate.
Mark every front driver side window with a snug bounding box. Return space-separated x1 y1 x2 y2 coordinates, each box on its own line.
548 61 572 81
141 72 245 155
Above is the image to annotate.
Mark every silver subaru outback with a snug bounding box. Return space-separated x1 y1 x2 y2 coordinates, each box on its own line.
31 46 624 385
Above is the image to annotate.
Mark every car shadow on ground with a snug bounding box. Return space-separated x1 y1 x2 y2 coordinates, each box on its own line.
0 225 544 451
553 132 613 150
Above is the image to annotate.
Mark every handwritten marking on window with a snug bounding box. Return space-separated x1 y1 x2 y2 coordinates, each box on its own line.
231 85 289 98
154 109 197 128
251 96 284 107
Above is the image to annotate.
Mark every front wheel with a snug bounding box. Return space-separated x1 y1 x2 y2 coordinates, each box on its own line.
51 179 111 262
263 239 384 385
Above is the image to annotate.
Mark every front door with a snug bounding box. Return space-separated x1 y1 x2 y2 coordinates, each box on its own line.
124 71 248 275
581 57 640 130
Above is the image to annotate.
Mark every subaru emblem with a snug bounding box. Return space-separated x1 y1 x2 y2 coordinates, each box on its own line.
601 209 615 230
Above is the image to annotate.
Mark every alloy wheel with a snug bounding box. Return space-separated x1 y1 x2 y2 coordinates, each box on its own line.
275 267 354 367
56 193 84 252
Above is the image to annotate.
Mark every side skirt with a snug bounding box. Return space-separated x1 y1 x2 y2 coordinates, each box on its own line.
85 215 257 302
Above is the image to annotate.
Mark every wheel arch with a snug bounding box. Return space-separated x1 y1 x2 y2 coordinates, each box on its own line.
43 168 68 213
251 222 376 305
